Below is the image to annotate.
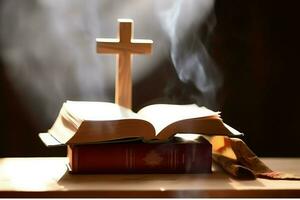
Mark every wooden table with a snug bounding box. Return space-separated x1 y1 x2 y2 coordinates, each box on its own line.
0 157 299 197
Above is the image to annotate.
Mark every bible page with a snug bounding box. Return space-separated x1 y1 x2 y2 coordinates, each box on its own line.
65 101 141 121
137 104 219 136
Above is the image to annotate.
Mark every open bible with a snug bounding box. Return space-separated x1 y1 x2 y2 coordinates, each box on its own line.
39 101 242 146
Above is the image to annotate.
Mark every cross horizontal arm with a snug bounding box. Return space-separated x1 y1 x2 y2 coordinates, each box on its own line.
131 39 153 54
96 39 121 54
96 38 153 54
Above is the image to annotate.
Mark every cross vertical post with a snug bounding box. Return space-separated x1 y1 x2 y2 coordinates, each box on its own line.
96 19 153 109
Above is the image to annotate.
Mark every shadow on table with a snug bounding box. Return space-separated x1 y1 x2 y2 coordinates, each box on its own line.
56 167 266 195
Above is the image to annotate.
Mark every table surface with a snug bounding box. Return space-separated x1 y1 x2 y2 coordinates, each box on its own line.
0 157 299 197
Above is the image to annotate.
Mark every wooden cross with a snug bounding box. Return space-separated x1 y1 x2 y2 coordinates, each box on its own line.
96 19 153 109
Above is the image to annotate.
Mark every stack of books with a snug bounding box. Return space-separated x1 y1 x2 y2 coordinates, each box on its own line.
39 101 242 174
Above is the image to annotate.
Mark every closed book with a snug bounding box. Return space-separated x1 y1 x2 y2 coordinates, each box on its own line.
67 136 212 174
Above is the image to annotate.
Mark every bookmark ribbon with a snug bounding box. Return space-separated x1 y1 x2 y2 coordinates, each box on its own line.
210 136 300 180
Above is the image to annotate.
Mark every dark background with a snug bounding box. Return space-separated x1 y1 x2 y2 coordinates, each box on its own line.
1 0 299 157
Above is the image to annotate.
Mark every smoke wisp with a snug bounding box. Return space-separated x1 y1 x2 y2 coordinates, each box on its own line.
157 0 223 108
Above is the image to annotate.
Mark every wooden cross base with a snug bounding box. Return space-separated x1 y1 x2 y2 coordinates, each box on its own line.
96 19 153 109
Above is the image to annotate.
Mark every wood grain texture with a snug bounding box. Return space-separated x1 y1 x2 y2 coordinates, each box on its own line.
96 19 153 109
0 157 300 197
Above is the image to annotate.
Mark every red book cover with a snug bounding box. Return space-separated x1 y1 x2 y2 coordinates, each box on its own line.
67 136 212 174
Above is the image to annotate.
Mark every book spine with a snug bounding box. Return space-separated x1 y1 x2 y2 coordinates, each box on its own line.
68 142 211 174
